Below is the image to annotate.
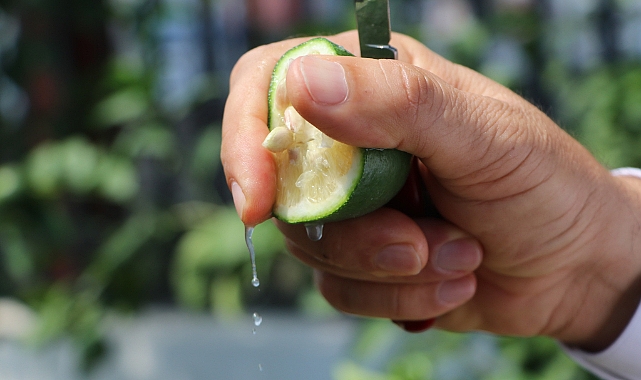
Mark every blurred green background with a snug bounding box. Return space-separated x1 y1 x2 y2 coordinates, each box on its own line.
1 0 640 378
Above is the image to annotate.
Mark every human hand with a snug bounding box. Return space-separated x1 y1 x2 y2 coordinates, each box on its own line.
221 31 641 351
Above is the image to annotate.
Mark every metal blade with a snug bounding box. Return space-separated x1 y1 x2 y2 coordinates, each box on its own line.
355 0 397 59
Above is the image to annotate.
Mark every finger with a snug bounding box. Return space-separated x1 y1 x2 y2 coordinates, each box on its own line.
277 208 426 277
416 218 483 275
287 239 479 285
277 208 482 281
284 54 561 198
221 45 280 226
221 32 362 226
315 270 476 320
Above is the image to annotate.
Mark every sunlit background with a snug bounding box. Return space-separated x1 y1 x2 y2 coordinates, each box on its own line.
1 0 640 378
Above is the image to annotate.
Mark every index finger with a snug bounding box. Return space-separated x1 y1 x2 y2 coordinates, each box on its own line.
220 33 361 226
220 46 277 226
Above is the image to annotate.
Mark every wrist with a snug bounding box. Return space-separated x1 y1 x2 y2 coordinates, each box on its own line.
558 173 641 352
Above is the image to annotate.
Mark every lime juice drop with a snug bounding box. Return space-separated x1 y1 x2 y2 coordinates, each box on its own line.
305 223 324 241
245 226 263 339
244 225 260 287
253 312 262 326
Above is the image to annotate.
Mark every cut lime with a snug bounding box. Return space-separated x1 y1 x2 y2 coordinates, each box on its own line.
264 38 411 224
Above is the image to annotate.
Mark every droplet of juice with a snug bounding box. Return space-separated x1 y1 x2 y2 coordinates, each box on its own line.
253 312 262 326
304 223 324 241
245 225 260 287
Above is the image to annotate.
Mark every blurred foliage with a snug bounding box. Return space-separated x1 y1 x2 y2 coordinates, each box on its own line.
549 62 641 168
172 206 285 314
0 0 637 377
333 320 597 380
0 0 297 369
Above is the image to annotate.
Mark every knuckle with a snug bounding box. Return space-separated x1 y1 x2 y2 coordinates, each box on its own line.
399 65 431 125
380 62 432 128
230 45 277 87
229 48 258 85
383 61 447 155
391 286 403 317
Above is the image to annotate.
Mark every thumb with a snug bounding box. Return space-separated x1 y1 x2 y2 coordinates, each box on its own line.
285 55 557 193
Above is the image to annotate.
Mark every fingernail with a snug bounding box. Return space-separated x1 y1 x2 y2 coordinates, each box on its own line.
231 181 246 218
434 238 481 272
375 244 422 275
299 56 348 105
437 278 475 305
393 318 436 333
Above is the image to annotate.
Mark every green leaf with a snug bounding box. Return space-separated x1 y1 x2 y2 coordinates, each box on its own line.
0 164 22 202
211 275 243 317
190 125 222 179
97 155 139 202
114 123 176 159
93 87 148 127
61 137 100 194
25 142 63 197
0 224 34 282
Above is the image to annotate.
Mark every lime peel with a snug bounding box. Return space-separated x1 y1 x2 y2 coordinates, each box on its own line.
266 38 411 224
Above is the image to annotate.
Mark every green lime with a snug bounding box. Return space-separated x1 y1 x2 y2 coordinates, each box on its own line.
263 38 411 224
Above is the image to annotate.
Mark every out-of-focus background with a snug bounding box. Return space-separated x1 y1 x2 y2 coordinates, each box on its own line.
0 0 639 378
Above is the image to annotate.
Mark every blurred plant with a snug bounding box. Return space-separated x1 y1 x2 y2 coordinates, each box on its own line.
332 320 598 380
0 0 285 369
171 205 285 315
548 62 641 168
0 0 638 377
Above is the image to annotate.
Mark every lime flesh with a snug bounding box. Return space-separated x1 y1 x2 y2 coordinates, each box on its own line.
265 38 411 224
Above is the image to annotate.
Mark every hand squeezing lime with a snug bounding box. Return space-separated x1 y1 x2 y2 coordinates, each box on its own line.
263 38 412 225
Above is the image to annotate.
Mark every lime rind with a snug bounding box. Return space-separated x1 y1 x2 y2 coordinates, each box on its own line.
266 38 412 224
272 149 364 224
268 38 354 130
272 147 412 224
328 148 411 222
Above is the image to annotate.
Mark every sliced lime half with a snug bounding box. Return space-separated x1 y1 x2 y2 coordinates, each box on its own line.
264 38 411 224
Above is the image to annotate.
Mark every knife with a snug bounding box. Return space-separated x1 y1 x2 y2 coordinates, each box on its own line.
355 0 397 59
355 0 437 332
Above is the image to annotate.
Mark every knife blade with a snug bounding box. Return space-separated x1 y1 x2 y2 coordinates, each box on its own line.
355 0 397 59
